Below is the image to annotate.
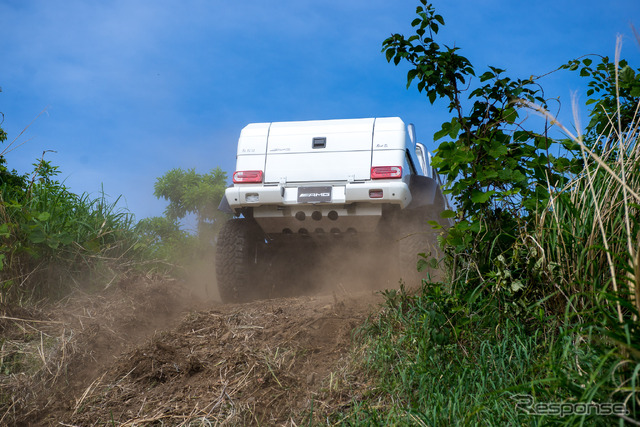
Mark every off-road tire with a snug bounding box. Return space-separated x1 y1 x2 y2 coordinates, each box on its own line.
215 218 265 303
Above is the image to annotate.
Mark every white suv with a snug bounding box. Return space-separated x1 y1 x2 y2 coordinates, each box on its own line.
216 117 449 302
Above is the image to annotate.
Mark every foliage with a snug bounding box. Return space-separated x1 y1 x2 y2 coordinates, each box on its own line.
153 167 228 239
136 215 200 268
146 166 230 270
137 215 185 244
382 0 580 295
0 121 151 302
531 63 640 422
0 117 6 144
329 282 633 426
562 55 640 139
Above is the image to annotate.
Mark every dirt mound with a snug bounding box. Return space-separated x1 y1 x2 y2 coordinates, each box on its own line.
55 293 379 425
1 276 383 425
0 275 198 425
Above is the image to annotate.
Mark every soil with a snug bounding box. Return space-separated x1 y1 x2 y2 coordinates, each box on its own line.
0 274 388 426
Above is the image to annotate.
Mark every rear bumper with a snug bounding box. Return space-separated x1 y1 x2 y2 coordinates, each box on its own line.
225 181 411 211
224 181 411 235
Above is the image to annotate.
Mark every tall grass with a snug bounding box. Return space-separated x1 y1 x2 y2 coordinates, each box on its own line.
330 284 550 426
0 160 151 302
524 48 640 422
531 96 639 318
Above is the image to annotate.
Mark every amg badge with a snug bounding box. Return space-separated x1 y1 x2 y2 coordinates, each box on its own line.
297 186 332 203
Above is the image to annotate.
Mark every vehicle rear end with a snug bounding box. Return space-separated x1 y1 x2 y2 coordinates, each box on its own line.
216 117 447 303
224 117 412 238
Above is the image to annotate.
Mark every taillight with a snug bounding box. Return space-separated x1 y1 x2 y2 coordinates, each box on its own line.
233 170 263 183
371 166 402 179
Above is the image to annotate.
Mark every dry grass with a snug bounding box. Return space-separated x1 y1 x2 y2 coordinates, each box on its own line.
0 275 189 425
524 38 640 321
0 313 76 424
520 37 640 422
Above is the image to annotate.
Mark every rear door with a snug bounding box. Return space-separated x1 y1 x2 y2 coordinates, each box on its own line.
263 118 374 183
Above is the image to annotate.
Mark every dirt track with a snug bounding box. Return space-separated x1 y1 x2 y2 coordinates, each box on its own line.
1 276 386 425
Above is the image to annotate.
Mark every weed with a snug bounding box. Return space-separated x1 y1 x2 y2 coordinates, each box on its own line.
0 156 158 302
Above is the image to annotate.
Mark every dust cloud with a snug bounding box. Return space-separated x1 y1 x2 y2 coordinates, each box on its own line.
1 233 443 423
246 234 441 302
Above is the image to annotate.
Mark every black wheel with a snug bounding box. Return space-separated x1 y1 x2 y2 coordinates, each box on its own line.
397 208 443 286
215 218 266 303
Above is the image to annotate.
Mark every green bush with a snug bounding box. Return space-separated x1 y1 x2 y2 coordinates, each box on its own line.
0 157 150 302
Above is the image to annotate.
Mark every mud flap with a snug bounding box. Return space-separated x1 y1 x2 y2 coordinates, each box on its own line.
218 191 233 214
406 175 439 210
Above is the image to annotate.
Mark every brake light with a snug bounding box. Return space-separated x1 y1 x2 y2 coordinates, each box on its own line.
233 170 263 183
371 166 402 179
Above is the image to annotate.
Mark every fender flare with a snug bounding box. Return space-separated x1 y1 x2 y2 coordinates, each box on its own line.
406 175 446 210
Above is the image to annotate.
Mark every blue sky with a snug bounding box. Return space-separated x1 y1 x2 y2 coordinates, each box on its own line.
1 0 639 225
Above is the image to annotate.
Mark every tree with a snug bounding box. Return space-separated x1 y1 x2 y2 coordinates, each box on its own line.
382 1 576 282
562 55 640 144
152 167 229 241
136 215 186 244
